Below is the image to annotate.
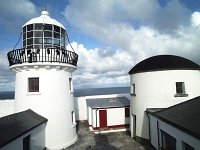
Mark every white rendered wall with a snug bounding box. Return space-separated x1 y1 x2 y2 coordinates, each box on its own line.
0 99 14 118
75 93 130 121
130 70 200 140
89 107 130 128
149 115 200 150
1 123 46 150
14 65 77 149
107 107 129 126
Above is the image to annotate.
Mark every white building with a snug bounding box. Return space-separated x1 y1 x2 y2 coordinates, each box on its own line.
129 55 200 143
7 10 78 149
0 109 47 150
74 87 130 121
147 96 200 150
86 97 130 131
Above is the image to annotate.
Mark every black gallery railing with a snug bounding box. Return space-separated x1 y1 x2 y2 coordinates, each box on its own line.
7 47 78 67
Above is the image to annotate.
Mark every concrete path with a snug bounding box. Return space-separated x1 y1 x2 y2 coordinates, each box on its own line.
65 121 155 150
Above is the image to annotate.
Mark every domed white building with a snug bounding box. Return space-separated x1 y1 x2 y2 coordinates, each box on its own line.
7 10 78 149
129 55 200 142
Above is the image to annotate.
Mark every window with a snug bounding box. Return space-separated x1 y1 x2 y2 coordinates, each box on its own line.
182 142 194 150
161 130 176 150
125 107 130 118
176 82 185 94
175 82 188 97
69 78 73 92
71 111 76 125
130 84 136 96
28 78 39 92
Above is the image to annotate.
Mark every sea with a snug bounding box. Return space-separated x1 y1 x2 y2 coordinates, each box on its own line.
0 87 129 100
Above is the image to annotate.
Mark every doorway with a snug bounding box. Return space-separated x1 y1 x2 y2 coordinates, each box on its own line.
23 135 30 150
99 109 107 128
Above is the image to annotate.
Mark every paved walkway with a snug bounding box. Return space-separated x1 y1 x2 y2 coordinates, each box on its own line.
65 121 155 150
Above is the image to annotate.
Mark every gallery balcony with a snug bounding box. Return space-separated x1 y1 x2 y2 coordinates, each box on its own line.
7 47 78 67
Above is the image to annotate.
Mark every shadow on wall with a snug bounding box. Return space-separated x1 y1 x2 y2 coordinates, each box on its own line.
86 134 119 150
140 112 151 145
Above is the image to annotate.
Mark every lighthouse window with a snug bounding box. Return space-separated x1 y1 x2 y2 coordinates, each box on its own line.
27 31 33 38
34 38 43 44
27 38 33 45
69 78 73 92
34 31 42 37
54 25 60 32
34 23 43 30
28 78 39 92
61 28 66 35
54 32 60 39
44 24 52 31
44 38 52 44
27 24 33 31
44 31 52 37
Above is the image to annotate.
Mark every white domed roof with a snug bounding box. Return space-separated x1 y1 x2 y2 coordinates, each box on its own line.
23 10 65 29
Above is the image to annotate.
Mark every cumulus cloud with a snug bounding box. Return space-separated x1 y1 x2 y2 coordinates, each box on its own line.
63 0 200 88
0 0 38 32
0 50 15 91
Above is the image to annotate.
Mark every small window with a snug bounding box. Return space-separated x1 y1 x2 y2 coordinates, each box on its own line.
182 142 194 150
69 78 73 92
161 130 176 150
130 84 136 96
176 82 185 94
28 78 39 92
125 107 130 118
71 111 75 125
175 82 188 97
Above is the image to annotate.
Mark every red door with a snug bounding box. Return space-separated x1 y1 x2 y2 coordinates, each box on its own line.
99 109 107 128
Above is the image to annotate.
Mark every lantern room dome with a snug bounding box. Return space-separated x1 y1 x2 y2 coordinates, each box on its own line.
23 10 65 29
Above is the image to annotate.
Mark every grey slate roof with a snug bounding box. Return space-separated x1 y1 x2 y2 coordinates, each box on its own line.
148 96 200 140
0 109 47 148
86 97 130 109
129 55 200 74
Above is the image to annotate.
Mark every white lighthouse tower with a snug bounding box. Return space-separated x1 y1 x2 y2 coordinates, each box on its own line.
7 10 78 149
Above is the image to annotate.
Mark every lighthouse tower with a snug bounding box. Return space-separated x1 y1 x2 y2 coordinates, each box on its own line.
7 10 78 149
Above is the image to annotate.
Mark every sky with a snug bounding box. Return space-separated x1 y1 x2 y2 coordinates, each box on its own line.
1 0 200 91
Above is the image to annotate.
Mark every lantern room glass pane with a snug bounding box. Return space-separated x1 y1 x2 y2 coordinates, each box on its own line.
44 38 52 44
23 33 26 39
54 32 60 38
61 28 66 35
34 38 43 44
27 24 33 31
27 38 33 45
35 31 43 37
44 31 52 37
44 24 52 30
35 23 43 30
27 31 33 38
23 26 26 33
54 25 60 32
